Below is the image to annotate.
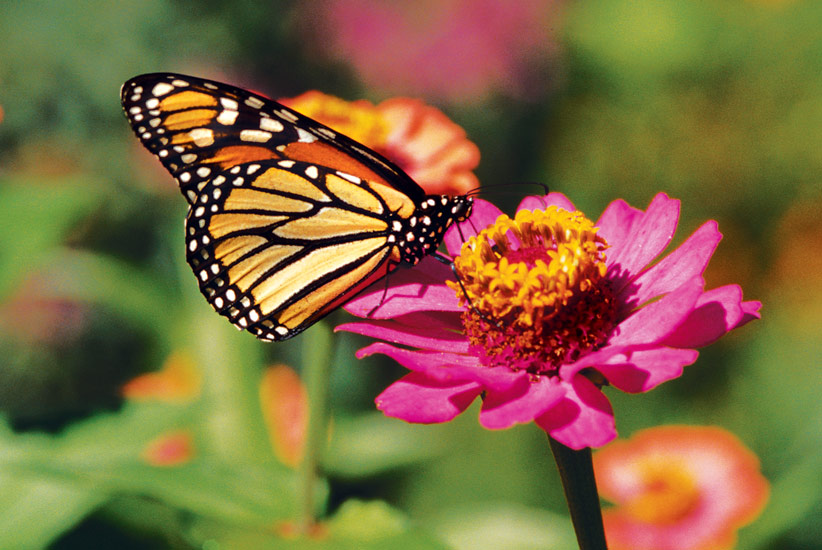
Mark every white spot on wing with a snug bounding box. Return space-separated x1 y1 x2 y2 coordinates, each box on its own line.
260 118 284 132
245 96 265 109
240 129 273 143
316 127 336 139
336 172 361 184
189 128 215 147
151 82 175 97
220 98 239 110
296 127 317 143
277 109 298 122
217 110 239 125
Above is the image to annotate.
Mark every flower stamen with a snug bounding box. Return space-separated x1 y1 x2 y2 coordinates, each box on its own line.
449 206 617 374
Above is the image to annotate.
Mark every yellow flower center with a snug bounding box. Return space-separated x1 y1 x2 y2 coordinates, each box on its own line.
448 206 616 374
624 457 701 524
285 92 389 149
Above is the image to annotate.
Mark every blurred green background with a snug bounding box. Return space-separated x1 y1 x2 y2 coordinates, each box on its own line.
1 1 820 548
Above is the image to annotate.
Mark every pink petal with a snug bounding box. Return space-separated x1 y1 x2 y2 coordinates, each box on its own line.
479 375 565 429
336 312 470 353
596 199 645 252
355 342 476 373
343 256 459 318
535 375 616 450
517 192 576 213
376 372 482 423
622 221 721 317
609 275 705 347
561 343 640 377
597 347 699 392
664 285 762 348
604 193 681 292
741 300 763 323
356 342 526 391
444 198 502 255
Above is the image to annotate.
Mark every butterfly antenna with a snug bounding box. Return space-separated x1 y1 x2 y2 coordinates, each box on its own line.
433 253 502 329
466 181 549 197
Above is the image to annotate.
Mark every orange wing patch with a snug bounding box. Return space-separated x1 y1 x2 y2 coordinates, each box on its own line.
272 207 388 240
281 142 390 186
325 174 384 214
252 167 331 202
276 249 390 329
208 145 280 169
159 90 219 111
252 236 389 316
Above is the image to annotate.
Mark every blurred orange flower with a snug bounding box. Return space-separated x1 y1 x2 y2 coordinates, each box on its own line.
260 364 308 467
282 91 479 196
141 430 195 467
121 351 201 402
594 425 769 550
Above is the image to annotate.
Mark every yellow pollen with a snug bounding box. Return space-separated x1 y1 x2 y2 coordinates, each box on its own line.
449 206 616 373
624 457 701 524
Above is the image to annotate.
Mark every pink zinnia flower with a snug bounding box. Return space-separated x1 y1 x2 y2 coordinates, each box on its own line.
594 425 770 550
338 193 761 449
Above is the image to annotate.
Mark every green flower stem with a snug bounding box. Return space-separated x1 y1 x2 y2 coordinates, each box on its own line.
549 436 608 550
297 322 333 534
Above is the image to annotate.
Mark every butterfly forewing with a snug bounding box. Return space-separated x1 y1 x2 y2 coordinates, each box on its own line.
121 73 473 341
120 73 424 205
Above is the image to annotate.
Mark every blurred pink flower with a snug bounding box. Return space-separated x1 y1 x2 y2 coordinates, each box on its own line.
142 430 195 467
305 0 559 101
338 193 760 449
594 425 770 550
0 274 87 346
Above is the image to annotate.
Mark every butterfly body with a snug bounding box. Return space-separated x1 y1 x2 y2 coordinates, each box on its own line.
121 73 472 341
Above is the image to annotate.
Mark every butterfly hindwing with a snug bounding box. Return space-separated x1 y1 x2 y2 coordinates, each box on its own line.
185 158 417 340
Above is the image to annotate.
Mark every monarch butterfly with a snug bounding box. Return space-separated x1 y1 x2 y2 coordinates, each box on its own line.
121 73 473 341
